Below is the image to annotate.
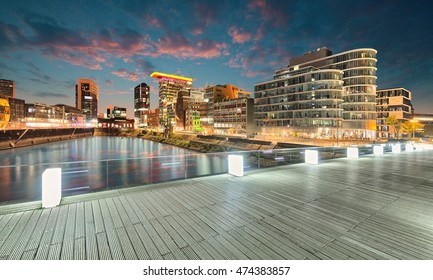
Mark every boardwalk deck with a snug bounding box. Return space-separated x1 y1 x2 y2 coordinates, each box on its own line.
1 149 433 259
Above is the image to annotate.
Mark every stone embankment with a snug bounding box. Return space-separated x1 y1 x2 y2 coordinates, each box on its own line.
138 130 314 153
0 128 93 150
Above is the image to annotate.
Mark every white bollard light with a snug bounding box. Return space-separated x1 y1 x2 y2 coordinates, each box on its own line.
373 145 384 156
42 168 62 208
305 150 319 164
228 155 244 177
405 144 414 152
392 144 401 153
347 147 359 159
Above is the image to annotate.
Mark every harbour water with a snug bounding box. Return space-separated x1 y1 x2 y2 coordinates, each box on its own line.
0 136 228 203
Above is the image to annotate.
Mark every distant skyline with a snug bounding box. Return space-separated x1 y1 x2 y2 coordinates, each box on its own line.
1 0 432 118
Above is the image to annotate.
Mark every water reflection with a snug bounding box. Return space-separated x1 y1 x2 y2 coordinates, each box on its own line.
0 136 228 203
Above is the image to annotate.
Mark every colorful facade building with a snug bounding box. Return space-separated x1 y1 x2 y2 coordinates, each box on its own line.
150 72 192 131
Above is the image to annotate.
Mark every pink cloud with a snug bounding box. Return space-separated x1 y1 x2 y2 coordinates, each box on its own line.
144 14 163 28
228 26 252 44
155 33 228 59
111 69 140 82
248 0 286 27
244 69 269 77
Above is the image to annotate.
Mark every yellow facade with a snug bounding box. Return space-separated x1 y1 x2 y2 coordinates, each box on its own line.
0 97 11 129
205 84 251 102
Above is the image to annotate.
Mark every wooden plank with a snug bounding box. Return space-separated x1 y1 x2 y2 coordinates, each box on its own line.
157 216 188 249
129 192 156 220
96 232 112 260
188 242 213 260
35 207 60 260
0 212 24 250
99 199 125 260
92 200 105 234
222 231 263 260
164 214 199 245
21 249 36 260
74 237 86 260
75 202 85 239
149 218 179 252
133 223 163 260
61 204 76 260
197 240 224 260
47 243 62 260
140 219 170 256
7 210 42 260
118 196 140 225
84 201 98 260
181 246 200 260
51 204 69 245
169 213 205 243
106 197 124 229
24 208 51 252
214 235 248 259
116 227 137 260
0 211 33 259
178 211 217 238
190 209 226 235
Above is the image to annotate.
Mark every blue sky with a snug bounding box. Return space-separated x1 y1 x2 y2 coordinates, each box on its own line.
1 0 432 117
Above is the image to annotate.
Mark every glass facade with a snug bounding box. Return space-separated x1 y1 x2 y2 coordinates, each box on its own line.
76 79 99 122
134 83 150 127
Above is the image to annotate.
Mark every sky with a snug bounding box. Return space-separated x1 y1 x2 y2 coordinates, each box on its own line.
1 0 432 118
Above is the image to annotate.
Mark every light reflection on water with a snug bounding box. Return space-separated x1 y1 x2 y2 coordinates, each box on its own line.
0 136 228 203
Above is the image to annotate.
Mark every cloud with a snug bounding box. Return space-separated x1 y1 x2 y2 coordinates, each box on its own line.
228 26 252 44
248 0 287 27
155 32 229 59
106 79 113 86
111 69 140 82
0 22 25 50
33 91 69 98
134 57 155 75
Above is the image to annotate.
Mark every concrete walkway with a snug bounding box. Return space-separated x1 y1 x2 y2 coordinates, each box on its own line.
1 149 433 260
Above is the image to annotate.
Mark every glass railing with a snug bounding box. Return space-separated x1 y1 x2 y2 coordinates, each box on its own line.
0 142 431 205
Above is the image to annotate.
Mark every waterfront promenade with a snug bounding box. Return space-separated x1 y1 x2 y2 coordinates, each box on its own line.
1 149 433 260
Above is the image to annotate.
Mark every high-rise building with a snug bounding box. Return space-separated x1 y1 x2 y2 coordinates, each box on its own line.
8 97 25 127
204 84 252 102
134 83 150 127
75 78 99 122
150 72 192 130
0 96 10 129
376 88 413 138
0 79 14 98
254 47 377 139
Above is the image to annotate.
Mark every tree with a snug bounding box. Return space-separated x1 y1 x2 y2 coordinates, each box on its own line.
401 121 424 138
386 115 401 138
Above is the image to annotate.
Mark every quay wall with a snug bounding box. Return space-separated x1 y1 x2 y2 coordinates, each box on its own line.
0 128 94 150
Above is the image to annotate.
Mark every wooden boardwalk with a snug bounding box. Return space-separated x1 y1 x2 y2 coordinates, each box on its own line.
1 149 433 260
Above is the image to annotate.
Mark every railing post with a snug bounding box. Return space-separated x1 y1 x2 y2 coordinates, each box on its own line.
42 168 62 208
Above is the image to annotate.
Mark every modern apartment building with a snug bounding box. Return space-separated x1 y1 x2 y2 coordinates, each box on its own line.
0 96 10 129
134 83 150 127
150 72 192 130
0 79 14 98
75 78 99 122
376 88 413 138
214 98 254 137
254 47 377 140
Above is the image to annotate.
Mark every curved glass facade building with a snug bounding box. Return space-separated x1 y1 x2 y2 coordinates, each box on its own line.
254 47 377 139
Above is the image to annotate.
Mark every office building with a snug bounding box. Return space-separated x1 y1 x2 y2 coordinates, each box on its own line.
134 83 150 127
150 72 192 130
254 47 377 139
75 78 99 123
376 88 413 138
0 79 14 98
